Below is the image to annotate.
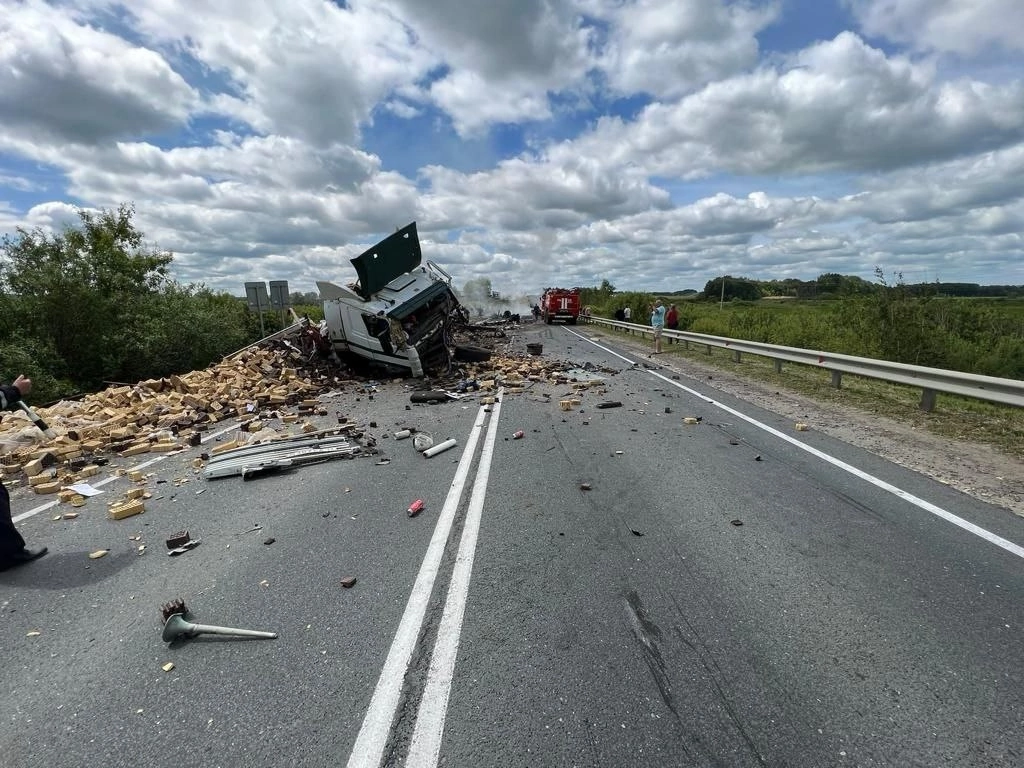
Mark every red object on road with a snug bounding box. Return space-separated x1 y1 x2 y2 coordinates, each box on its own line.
407 499 425 517
513 430 525 440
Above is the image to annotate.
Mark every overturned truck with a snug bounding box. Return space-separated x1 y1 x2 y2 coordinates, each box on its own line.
316 223 467 377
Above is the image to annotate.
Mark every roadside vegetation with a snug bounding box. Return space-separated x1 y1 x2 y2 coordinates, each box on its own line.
581 274 1024 379
0 205 287 404
578 277 1024 458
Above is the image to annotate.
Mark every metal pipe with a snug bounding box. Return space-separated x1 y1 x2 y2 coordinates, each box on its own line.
422 438 457 458
162 613 278 642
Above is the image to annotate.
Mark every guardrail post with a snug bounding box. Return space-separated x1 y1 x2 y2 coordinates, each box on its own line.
920 388 937 413
733 350 741 363
587 316 1023 410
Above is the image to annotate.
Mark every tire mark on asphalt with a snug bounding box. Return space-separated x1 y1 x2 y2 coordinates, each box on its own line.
667 593 770 768
624 590 678 716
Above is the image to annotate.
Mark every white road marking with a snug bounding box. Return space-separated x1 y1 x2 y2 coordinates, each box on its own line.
569 328 1024 560
12 422 241 524
345 404 491 768
406 389 504 767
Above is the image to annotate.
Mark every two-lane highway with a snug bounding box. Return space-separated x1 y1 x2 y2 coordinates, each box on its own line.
2 322 1021 767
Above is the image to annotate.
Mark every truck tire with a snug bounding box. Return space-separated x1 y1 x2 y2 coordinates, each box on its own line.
568 317 577 325
545 316 553 325
454 344 492 363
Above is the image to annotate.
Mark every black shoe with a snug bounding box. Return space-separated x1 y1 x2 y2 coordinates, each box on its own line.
0 546 48 571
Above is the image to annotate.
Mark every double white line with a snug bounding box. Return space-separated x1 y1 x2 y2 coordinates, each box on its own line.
346 391 504 768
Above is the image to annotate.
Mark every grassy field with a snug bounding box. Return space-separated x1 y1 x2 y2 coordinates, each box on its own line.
588 293 1024 380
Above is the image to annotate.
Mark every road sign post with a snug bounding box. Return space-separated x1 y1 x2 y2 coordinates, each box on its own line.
244 281 271 337
269 280 290 327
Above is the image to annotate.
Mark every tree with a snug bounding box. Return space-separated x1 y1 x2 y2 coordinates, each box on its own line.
0 203 323 402
0 204 173 390
290 290 320 305
815 273 842 295
702 276 761 302
117 284 254 383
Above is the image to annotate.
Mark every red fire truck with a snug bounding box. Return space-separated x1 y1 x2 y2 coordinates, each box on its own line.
539 287 581 325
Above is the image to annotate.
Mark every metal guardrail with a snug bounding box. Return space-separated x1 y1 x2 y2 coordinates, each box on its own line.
582 316 1024 411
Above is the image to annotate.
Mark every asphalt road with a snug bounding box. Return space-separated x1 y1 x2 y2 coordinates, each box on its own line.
2 322 1022 768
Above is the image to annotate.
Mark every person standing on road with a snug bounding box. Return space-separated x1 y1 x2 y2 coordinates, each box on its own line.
1 374 49 571
666 303 679 330
650 299 666 355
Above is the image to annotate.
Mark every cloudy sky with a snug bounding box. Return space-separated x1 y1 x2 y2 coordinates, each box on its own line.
1 0 1023 301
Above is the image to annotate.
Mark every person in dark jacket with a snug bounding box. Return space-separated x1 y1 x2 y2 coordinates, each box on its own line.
1 374 49 571
666 303 679 330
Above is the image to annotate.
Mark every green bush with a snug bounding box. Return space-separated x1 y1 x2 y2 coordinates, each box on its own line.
0 204 271 400
585 282 1023 378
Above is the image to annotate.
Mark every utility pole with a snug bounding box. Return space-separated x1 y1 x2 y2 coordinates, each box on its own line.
720 276 726 309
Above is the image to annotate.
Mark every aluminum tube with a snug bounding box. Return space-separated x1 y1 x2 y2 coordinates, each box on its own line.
421 438 457 458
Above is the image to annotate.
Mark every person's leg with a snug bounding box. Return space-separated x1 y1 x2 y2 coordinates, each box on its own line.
0 480 27 560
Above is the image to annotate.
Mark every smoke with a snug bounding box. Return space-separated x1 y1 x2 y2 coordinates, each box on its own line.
457 283 532 319
460 297 533 319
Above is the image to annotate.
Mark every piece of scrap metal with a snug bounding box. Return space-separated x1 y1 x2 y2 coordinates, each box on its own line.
206 434 355 464
204 446 363 480
168 539 201 556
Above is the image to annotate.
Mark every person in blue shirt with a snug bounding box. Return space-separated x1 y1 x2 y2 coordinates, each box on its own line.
1 374 49 571
650 299 666 354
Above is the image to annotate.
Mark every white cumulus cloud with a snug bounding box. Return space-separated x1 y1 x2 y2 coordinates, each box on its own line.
847 0 1024 55
0 0 195 144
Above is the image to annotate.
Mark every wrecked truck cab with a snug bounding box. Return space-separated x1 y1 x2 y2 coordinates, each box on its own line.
317 223 465 377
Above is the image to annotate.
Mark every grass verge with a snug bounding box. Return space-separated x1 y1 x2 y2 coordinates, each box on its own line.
607 328 1024 460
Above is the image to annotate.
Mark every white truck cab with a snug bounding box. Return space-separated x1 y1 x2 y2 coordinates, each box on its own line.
317 223 465 376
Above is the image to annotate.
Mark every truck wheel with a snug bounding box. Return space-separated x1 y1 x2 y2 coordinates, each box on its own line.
568 317 577 325
545 316 553 325
454 344 492 362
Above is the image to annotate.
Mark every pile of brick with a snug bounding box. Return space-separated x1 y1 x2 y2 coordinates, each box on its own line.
459 353 613 399
462 353 564 389
1 342 346 493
